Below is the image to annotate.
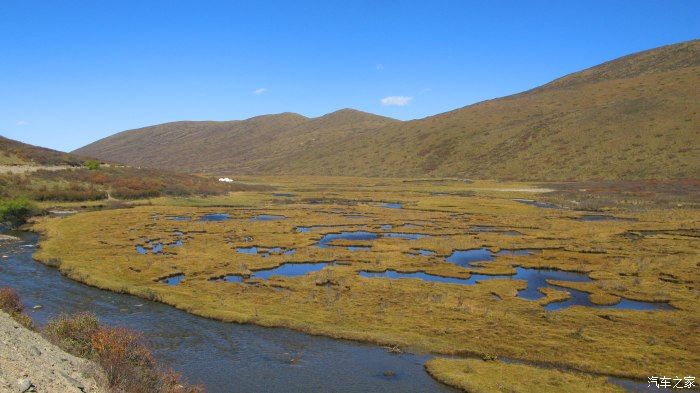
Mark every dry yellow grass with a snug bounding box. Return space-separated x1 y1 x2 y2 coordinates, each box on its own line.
31 177 699 382
424 358 625 393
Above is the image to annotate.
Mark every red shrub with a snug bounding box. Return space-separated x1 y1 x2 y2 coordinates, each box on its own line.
90 326 203 393
0 287 23 314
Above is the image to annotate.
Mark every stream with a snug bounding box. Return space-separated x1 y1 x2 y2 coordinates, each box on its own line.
0 230 654 392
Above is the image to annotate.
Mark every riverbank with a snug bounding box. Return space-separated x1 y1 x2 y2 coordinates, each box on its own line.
0 311 105 393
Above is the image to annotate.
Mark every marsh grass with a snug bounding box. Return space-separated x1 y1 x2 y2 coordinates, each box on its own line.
30 177 700 381
424 358 625 393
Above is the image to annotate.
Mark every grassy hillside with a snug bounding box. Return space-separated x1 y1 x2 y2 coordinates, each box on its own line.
76 40 700 181
76 109 398 174
0 137 244 204
0 136 85 166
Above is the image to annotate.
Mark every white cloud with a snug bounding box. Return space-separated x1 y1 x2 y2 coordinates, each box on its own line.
253 88 268 95
15 120 29 126
380 96 412 106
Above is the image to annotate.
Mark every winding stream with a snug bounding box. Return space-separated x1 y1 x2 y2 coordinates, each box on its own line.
0 231 456 393
0 231 653 392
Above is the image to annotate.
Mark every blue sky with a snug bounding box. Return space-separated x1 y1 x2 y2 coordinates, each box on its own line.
1 1 698 152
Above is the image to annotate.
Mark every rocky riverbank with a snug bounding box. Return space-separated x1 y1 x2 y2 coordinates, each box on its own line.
0 311 105 393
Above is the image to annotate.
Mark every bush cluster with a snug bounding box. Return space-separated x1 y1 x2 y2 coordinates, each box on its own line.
44 312 203 392
0 197 35 227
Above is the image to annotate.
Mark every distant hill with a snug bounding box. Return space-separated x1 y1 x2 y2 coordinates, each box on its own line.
76 40 700 181
0 137 246 202
0 136 85 166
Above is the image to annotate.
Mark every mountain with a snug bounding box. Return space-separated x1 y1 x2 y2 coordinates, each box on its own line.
76 40 700 180
76 109 398 174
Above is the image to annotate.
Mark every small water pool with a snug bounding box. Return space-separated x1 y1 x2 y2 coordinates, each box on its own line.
236 246 259 255
167 215 192 221
445 248 536 267
359 268 672 312
251 214 286 221
513 199 559 209
199 213 230 222
317 231 379 248
215 262 333 282
160 274 185 286
383 233 426 240
347 246 372 252
409 249 436 257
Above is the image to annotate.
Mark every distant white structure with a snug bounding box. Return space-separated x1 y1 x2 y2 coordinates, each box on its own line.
218 177 235 183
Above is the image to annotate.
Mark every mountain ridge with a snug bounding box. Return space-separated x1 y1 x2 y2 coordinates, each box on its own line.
75 40 700 180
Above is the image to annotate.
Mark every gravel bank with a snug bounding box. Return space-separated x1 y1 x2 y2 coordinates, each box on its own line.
0 312 105 393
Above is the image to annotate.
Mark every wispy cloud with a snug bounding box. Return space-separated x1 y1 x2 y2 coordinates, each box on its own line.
15 120 29 126
253 88 268 95
376 64 384 70
380 96 412 106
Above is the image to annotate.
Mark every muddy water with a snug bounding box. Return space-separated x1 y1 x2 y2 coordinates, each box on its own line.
0 231 457 393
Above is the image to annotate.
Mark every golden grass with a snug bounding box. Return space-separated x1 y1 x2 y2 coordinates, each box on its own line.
424 358 625 393
31 177 700 381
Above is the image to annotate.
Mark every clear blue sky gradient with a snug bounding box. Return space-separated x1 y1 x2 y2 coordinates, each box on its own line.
1 1 698 151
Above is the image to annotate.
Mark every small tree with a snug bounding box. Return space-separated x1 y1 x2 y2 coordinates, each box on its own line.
84 159 101 170
0 197 34 227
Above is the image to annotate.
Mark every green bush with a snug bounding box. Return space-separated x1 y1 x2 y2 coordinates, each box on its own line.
84 159 101 171
0 197 35 227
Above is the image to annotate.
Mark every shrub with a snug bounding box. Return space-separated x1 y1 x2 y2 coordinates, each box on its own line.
0 197 35 227
90 327 203 392
0 287 23 314
84 159 101 170
44 312 100 357
44 312 203 392
0 287 34 329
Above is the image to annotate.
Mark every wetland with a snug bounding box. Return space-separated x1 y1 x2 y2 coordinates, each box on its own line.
17 177 700 391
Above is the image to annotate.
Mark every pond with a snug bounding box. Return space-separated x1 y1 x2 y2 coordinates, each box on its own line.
160 274 185 286
445 248 537 267
316 231 379 248
251 214 286 221
359 267 672 312
198 213 230 222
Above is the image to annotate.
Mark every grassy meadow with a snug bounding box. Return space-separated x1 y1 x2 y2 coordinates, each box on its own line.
30 176 699 389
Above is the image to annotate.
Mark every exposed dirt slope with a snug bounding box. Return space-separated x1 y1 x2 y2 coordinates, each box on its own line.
0 312 105 393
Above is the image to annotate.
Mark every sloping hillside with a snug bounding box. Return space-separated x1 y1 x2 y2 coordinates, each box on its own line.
76 40 700 180
0 136 85 166
76 110 398 174
0 137 244 202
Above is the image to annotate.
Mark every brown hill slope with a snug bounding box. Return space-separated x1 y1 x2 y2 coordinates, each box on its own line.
76 109 398 174
0 137 243 202
0 136 85 166
76 40 700 180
